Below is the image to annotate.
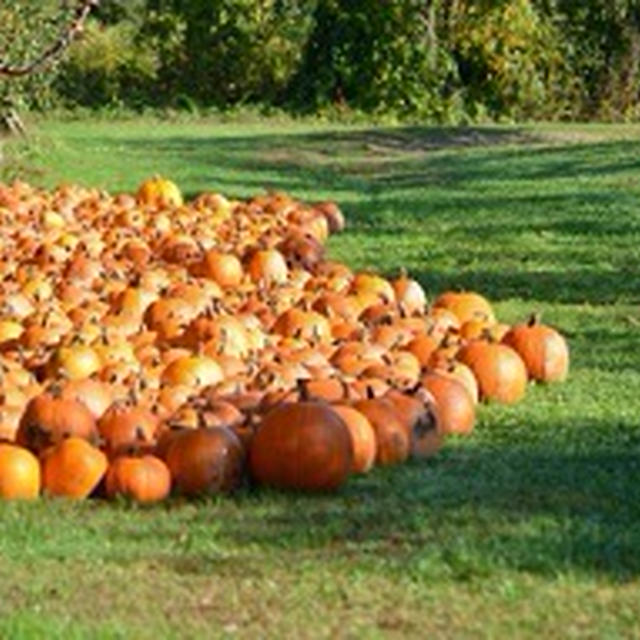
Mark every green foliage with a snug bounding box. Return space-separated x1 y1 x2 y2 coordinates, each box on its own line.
539 0 640 120
0 1 79 109
446 0 572 120
289 0 460 120
5 0 640 121
56 20 159 107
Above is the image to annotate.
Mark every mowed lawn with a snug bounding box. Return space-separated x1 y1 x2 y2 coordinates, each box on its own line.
2 118 640 638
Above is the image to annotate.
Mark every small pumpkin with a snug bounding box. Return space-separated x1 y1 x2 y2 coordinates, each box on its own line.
501 314 569 382
97 402 159 459
0 444 41 499
432 290 496 325
385 388 442 459
105 454 171 503
136 176 183 208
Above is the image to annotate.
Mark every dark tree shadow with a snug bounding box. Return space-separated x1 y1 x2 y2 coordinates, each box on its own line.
146 418 640 583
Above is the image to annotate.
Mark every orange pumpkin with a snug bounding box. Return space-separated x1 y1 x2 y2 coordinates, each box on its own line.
166 427 245 495
0 444 41 499
105 454 171 503
352 394 409 466
420 372 475 435
457 341 528 404
501 315 569 382
17 389 97 454
331 405 377 473
41 437 107 499
97 402 159 459
136 176 183 208
385 388 442 459
432 291 496 325
249 401 352 491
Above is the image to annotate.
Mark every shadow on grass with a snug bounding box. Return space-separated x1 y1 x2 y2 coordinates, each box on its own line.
157 419 640 583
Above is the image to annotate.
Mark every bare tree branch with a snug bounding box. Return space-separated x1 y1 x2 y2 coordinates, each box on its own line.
0 0 100 78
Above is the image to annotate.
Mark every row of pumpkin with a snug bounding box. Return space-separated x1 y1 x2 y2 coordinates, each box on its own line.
0 177 569 501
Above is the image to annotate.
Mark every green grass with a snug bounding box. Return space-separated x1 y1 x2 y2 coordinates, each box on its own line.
2 117 640 638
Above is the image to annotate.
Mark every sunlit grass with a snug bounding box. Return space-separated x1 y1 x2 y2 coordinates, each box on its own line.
1 118 640 638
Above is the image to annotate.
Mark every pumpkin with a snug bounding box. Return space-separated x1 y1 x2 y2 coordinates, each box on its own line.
136 176 183 208
41 437 107 499
105 454 171 503
501 314 569 382
0 444 41 499
195 250 244 288
352 393 409 466
97 402 159 459
391 270 427 316
420 372 475 435
165 426 245 495
17 388 97 454
246 249 289 286
160 355 224 389
249 400 352 491
329 405 376 473
432 291 496 325
457 341 528 404
385 388 442 459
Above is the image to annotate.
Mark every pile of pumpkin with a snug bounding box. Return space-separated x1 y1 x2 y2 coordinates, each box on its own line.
0 176 569 501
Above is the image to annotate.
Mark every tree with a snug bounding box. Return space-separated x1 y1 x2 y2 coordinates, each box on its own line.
0 0 100 134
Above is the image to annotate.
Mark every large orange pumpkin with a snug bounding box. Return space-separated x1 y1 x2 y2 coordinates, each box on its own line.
249 401 352 491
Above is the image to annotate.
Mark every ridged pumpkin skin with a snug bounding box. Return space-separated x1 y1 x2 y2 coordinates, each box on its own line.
331 405 377 473
352 397 409 466
105 455 171 503
166 427 245 496
249 401 353 491
457 342 527 404
0 444 41 499
501 318 569 382
432 291 496 325
420 372 475 435
41 437 107 499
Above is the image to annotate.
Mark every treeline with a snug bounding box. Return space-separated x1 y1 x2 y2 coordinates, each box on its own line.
13 1 640 121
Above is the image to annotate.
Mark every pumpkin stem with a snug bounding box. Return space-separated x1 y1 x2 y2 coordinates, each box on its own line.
528 312 541 327
296 378 310 402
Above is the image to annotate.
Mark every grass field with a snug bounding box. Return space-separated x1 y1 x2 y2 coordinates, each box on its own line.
2 118 640 638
